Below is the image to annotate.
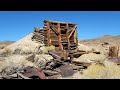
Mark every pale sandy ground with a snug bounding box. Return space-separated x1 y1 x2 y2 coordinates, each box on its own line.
0 33 43 55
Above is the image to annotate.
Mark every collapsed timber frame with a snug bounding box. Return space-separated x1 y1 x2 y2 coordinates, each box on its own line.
42 20 78 50
32 20 101 60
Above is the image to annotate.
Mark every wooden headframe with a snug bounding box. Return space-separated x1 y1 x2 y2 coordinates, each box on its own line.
43 20 78 50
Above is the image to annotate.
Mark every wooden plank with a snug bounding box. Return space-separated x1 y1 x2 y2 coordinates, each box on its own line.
17 72 31 79
58 23 63 50
74 28 77 44
66 23 70 50
50 24 60 35
43 70 60 76
72 61 91 67
109 46 119 58
68 25 77 39
48 51 62 59
46 21 51 46
44 20 76 25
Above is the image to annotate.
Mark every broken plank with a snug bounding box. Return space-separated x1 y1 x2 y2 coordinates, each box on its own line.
17 72 31 79
72 61 91 67
48 51 62 59
43 70 60 76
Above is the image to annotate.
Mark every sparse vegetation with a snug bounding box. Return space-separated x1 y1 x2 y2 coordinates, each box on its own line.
81 63 107 79
41 45 55 54
78 61 120 79
26 54 35 62
1 31 120 79
2 48 12 56
0 45 6 50
13 48 21 54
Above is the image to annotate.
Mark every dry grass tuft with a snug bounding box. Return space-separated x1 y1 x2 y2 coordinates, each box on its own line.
40 45 55 54
1 47 12 56
81 63 106 79
0 55 34 74
79 60 120 79
103 61 120 79
0 45 6 50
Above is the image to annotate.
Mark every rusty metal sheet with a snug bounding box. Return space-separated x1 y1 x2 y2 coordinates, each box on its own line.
24 66 33 73
22 66 46 79
111 57 120 63
33 67 46 79
59 64 74 77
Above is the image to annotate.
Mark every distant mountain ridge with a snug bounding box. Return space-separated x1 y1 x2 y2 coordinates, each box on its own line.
0 41 15 46
79 34 120 45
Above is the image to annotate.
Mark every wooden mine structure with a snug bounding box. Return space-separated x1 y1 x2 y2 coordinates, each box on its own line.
32 20 98 67
42 20 78 50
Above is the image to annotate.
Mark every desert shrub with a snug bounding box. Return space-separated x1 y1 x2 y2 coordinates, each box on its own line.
103 61 120 79
13 48 21 54
81 63 107 79
81 61 120 79
0 45 6 50
0 55 34 74
19 47 33 55
26 54 35 62
41 45 55 54
91 48 96 52
2 48 12 56
34 45 43 55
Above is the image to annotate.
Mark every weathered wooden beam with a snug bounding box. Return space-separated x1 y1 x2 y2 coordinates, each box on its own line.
17 72 31 79
68 25 77 39
66 23 70 50
43 70 60 76
48 51 62 59
44 20 76 25
109 46 119 58
72 61 91 67
74 27 77 44
49 23 60 35
46 21 51 46
57 23 63 50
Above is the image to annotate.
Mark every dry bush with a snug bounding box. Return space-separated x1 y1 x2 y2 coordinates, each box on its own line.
80 61 120 79
81 63 107 79
74 53 107 63
26 54 35 62
0 45 6 50
0 55 34 74
103 61 120 79
13 48 21 54
33 54 53 67
1 47 12 56
40 45 55 54
19 47 33 55
91 48 96 52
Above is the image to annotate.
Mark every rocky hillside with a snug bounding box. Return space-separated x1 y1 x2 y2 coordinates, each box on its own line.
79 35 120 46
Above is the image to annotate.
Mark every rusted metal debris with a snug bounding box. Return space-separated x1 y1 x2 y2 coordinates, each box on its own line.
21 66 46 79
111 57 120 63
59 64 74 77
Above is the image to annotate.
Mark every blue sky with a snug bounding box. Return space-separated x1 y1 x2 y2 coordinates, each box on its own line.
0 11 120 41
